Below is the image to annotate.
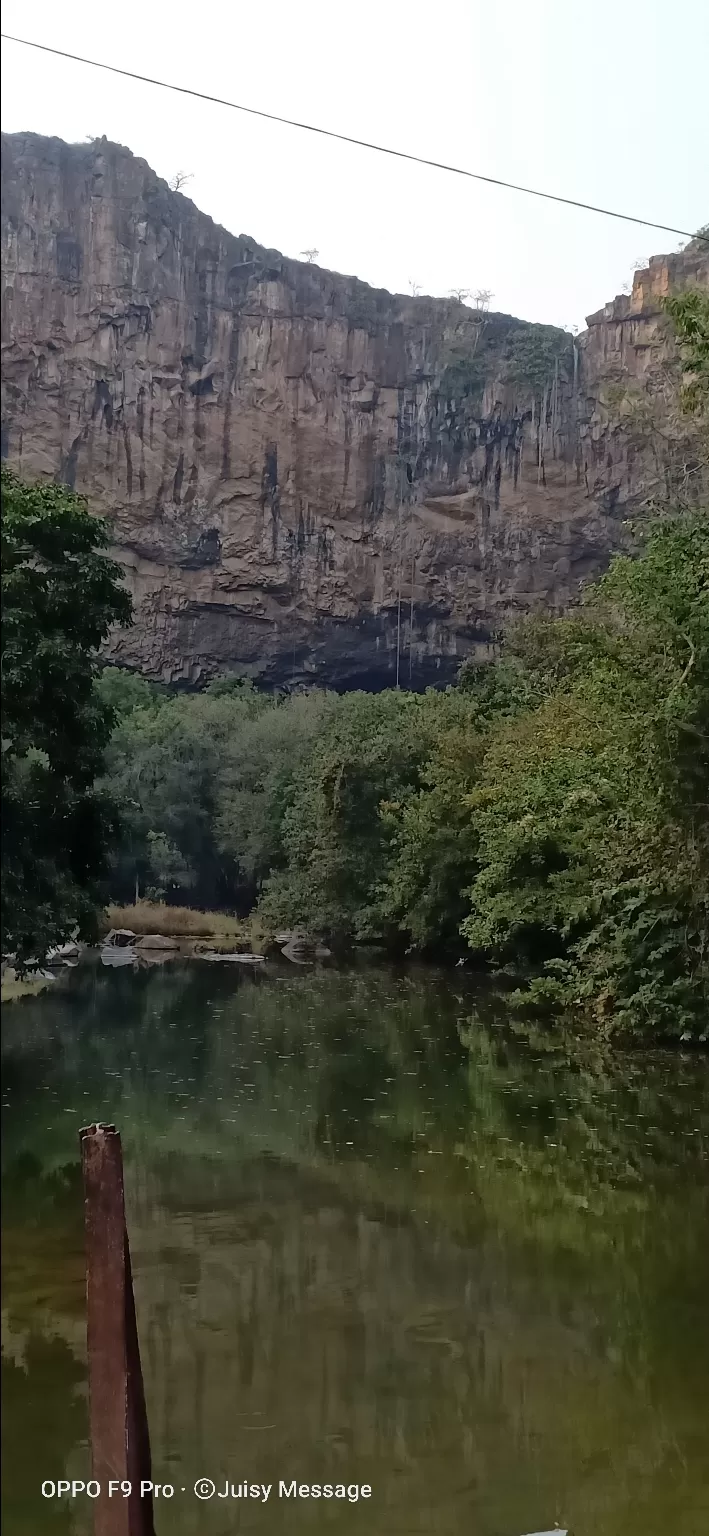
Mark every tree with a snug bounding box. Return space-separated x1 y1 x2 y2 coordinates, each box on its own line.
96 665 161 719
662 288 709 416
259 690 466 943
143 831 196 902
380 663 537 954
215 690 337 892
1 469 132 965
97 680 269 908
459 514 709 1036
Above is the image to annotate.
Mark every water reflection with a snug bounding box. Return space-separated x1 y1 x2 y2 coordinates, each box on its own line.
2 963 708 1535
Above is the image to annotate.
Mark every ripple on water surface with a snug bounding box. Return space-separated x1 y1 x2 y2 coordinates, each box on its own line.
2 961 708 1535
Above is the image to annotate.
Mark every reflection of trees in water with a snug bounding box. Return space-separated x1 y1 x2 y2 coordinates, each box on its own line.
126 1150 707 1535
2 1337 89 1536
2 965 708 1534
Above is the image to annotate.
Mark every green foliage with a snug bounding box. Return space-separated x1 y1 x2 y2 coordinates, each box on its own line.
96 681 269 907
1 469 132 964
458 514 709 1037
438 318 571 406
92 509 707 1038
662 288 709 415
96 665 161 719
215 690 337 885
89 279 709 1033
258 690 469 942
456 653 538 716
377 664 536 954
143 831 196 902
377 720 482 953
501 323 572 399
439 344 489 402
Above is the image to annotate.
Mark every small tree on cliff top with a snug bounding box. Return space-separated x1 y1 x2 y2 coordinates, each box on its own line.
1 468 133 965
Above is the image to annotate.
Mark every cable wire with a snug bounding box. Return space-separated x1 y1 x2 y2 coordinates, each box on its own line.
2 32 706 244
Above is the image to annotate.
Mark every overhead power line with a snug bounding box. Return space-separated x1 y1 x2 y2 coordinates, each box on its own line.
2 32 706 244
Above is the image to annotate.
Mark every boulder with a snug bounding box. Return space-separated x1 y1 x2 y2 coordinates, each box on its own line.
134 934 179 951
46 941 81 964
280 940 313 965
100 945 137 967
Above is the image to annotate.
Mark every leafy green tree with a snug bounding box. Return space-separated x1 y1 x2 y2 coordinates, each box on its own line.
215 691 337 889
377 669 535 954
143 830 196 902
1 469 132 964
378 720 482 954
461 514 709 1036
662 288 709 415
97 681 269 906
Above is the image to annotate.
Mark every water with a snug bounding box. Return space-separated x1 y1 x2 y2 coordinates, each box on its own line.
2 960 708 1536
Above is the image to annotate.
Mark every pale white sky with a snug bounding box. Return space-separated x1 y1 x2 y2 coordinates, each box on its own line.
2 0 707 330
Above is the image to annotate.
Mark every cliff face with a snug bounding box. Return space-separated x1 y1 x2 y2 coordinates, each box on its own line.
2 132 707 687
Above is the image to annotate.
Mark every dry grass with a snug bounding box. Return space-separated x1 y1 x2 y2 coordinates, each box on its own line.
1 972 52 1004
102 901 247 939
100 901 275 954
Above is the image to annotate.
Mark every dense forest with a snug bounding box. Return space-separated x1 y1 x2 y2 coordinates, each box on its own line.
2 289 708 1041
93 506 708 1040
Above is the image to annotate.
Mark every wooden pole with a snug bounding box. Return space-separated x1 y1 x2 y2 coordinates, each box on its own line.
80 1124 155 1536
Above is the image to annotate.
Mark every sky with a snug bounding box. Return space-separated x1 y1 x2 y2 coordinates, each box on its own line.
1 0 707 331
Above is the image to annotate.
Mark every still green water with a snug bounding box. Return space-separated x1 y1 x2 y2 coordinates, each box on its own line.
2 961 708 1536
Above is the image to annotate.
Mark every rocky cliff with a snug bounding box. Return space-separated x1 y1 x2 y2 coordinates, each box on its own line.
2 132 707 687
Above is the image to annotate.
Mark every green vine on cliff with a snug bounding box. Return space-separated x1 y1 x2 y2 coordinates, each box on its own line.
662 288 709 418
439 321 572 408
501 325 573 401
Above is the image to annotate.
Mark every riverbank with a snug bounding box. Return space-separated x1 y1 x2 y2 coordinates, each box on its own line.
3 901 709 1051
1 972 54 1003
0 903 268 1004
89 514 708 1043
1 903 322 1004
